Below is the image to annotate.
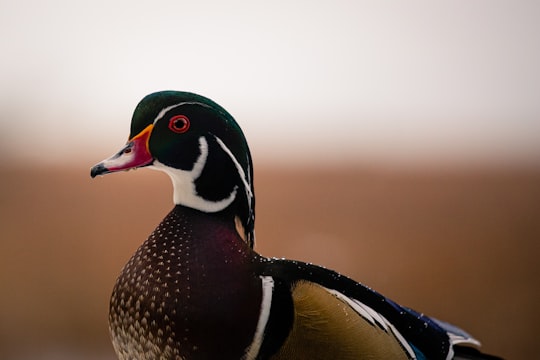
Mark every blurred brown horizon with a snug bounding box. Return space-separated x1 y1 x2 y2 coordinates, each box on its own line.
1 160 539 359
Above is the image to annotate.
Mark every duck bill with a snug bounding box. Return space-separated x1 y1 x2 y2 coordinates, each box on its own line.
90 124 154 178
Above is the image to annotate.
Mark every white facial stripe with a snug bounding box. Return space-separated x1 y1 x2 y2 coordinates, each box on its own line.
151 136 237 212
152 101 212 124
326 288 417 359
243 276 274 360
191 135 209 178
214 135 254 212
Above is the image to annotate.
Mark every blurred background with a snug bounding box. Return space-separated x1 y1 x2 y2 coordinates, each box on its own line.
1 1 539 359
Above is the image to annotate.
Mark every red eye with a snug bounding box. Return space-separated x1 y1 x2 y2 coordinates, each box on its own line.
168 115 190 133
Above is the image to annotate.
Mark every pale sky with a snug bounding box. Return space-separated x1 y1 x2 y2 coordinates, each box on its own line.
1 1 539 166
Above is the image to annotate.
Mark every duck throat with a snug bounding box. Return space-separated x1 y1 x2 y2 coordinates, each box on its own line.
151 136 238 212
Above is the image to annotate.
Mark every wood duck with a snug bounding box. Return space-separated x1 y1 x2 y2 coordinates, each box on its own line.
91 91 502 360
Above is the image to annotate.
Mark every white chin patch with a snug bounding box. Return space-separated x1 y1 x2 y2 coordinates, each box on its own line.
150 136 237 213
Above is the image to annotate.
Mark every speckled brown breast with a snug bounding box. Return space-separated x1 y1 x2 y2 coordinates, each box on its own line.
109 205 263 359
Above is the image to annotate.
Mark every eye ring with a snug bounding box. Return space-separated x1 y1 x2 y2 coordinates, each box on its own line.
168 115 190 134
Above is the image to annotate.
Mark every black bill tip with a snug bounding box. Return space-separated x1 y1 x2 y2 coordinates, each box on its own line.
90 163 109 178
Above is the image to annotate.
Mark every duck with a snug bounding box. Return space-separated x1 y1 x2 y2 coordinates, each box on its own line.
90 91 502 360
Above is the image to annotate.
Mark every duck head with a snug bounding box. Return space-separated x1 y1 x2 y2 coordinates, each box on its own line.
91 91 255 247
